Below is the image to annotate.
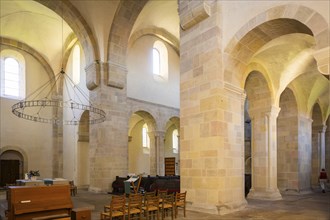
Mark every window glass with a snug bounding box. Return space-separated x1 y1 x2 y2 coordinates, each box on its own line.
172 129 178 154
152 48 160 76
1 52 25 100
152 40 168 81
72 45 80 84
142 123 150 154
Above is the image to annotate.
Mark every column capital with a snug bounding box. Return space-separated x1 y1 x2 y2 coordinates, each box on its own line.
149 130 166 138
265 106 281 118
224 82 246 102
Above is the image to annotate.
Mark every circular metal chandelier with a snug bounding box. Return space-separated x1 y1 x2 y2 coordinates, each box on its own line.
12 69 106 125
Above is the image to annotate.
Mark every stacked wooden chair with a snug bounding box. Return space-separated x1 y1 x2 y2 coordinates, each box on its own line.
159 193 175 220
174 191 187 218
126 193 143 220
142 194 160 220
101 195 126 220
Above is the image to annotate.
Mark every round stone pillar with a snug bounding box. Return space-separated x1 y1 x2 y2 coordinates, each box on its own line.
247 106 282 200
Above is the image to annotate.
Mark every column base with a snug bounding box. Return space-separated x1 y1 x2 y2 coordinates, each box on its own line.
247 188 282 200
187 199 247 215
280 188 313 195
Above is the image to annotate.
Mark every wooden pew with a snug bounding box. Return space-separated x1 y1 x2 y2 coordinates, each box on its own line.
7 185 73 220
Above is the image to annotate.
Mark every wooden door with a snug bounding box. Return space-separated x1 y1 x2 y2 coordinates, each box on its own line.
0 160 19 186
164 157 176 176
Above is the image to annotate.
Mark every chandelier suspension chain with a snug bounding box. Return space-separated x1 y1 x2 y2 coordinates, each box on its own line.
11 2 106 125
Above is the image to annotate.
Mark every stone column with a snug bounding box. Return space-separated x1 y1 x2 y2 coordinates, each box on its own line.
320 125 327 169
155 131 165 176
326 119 330 172
148 131 157 176
297 115 313 191
247 106 282 200
311 124 326 187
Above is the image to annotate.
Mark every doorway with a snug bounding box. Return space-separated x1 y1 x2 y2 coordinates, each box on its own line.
0 160 19 186
0 150 24 187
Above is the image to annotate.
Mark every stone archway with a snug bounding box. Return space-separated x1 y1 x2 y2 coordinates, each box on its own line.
0 148 27 186
76 111 90 188
34 0 100 90
128 111 157 176
105 0 148 89
224 4 329 89
164 116 180 176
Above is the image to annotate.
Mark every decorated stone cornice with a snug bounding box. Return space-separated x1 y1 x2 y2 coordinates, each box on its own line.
107 61 127 89
179 1 211 30
85 61 100 90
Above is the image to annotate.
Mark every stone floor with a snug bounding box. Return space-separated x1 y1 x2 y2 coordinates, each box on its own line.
71 189 330 220
1 188 329 220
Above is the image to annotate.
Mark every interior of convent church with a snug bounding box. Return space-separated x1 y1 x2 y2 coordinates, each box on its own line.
0 0 329 219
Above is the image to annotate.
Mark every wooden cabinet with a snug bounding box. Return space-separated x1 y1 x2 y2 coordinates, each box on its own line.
164 157 176 176
71 208 91 220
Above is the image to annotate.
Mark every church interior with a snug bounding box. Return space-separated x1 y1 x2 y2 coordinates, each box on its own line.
0 0 329 219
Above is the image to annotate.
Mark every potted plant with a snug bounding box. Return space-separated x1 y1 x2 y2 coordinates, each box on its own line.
27 170 40 181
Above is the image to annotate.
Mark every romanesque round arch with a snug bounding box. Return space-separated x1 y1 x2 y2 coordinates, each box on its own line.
224 4 329 88
0 146 29 175
35 0 99 66
128 27 179 55
0 37 54 79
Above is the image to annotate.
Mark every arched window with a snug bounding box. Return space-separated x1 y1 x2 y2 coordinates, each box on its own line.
0 50 25 99
72 44 80 84
172 129 178 154
152 40 168 82
142 123 150 153
152 48 160 75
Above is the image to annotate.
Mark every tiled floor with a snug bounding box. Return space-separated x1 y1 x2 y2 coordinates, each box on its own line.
1 189 329 220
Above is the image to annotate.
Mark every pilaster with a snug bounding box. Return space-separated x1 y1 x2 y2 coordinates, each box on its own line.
88 61 129 192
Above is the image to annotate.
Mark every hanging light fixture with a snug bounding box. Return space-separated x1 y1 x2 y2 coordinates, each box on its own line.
11 68 106 125
11 4 105 125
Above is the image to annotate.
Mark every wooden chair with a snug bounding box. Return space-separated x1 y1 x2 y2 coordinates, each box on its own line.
69 180 77 196
157 189 168 197
174 191 187 218
101 195 126 220
143 191 156 206
126 193 143 220
142 195 160 220
159 193 174 220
